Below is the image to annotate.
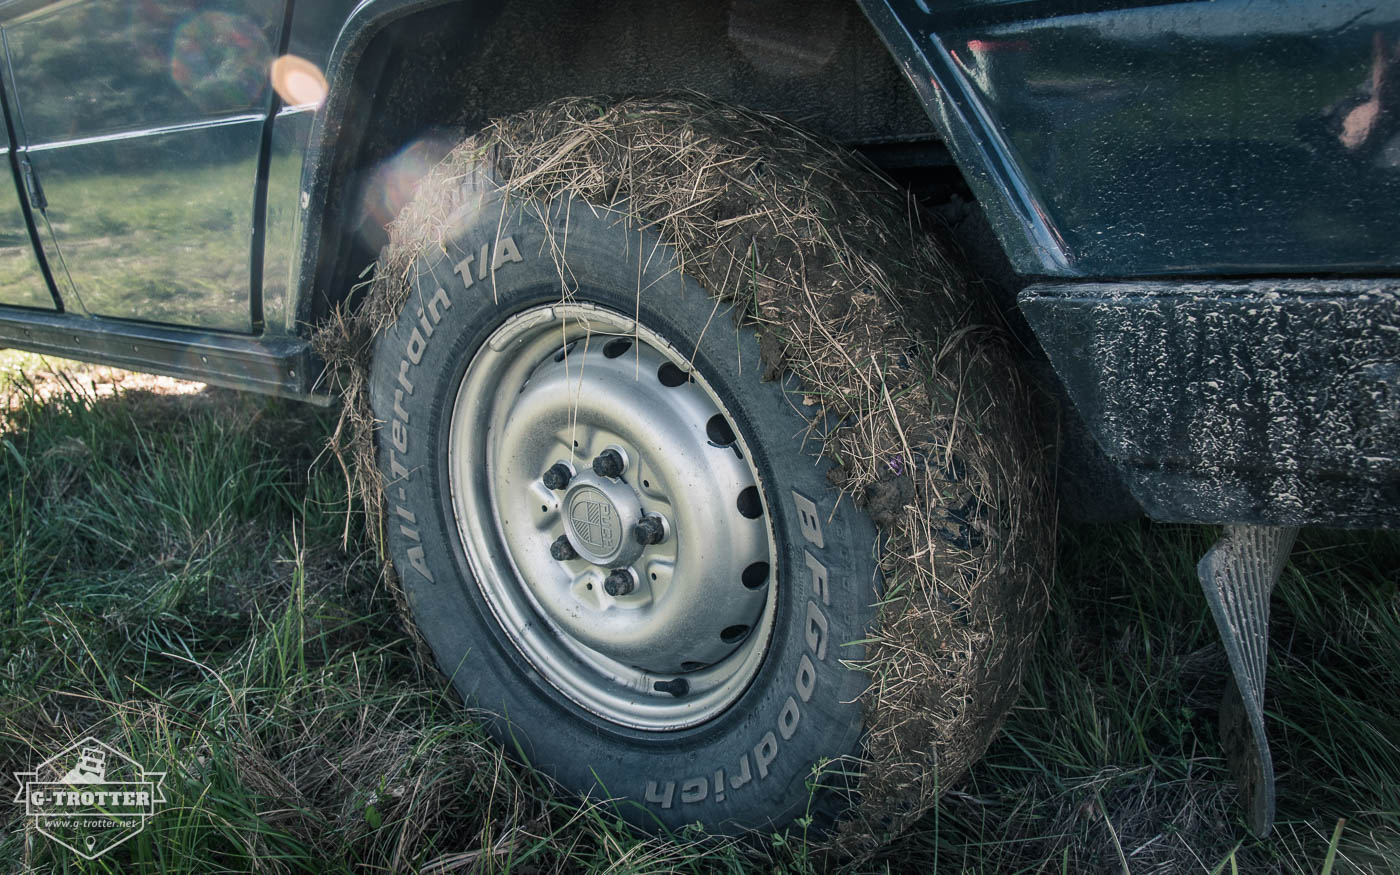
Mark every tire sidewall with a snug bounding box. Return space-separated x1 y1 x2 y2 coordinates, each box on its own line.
369 188 879 832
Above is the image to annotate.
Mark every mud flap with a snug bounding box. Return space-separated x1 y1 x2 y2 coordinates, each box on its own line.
1197 524 1298 835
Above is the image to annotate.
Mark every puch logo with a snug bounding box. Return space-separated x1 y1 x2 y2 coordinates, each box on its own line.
570 496 616 552
13 737 167 859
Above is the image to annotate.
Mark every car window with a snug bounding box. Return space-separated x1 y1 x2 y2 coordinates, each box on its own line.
5 0 282 145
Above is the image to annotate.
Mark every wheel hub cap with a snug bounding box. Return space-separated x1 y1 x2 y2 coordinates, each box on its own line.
562 474 641 566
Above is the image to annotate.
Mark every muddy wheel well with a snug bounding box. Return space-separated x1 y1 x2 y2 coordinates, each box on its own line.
304 0 984 324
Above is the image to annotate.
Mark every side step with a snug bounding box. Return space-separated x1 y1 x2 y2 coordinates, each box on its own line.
0 307 323 402
1197 524 1298 835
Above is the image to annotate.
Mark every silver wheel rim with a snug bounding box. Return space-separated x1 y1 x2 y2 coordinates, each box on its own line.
447 302 778 731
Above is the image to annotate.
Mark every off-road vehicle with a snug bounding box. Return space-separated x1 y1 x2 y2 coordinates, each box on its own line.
1 0 1394 841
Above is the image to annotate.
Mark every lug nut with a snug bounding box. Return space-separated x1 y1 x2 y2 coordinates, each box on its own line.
549 535 578 561
592 449 625 478
633 514 665 545
542 463 573 491
603 568 635 596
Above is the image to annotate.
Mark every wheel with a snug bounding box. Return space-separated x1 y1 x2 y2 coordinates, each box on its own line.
367 192 876 831
357 98 1050 842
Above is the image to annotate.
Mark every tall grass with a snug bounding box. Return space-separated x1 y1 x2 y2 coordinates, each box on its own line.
1 371 1396 873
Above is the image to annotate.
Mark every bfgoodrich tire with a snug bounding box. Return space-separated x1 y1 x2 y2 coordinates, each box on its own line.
368 178 878 833
361 98 1050 843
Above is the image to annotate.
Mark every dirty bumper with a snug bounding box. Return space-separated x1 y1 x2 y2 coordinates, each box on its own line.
1020 279 1400 528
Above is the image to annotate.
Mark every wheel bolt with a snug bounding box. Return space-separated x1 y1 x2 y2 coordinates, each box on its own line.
603 568 635 596
542 463 572 491
592 449 625 478
550 535 578 561
633 514 665 545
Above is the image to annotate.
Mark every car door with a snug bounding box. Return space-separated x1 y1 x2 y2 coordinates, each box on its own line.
0 0 286 331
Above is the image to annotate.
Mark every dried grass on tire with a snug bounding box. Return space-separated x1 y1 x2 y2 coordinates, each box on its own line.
314 95 1054 856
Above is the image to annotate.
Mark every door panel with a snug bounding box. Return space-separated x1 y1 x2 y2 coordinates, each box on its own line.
3 0 284 331
260 106 313 334
26 121 262 327
0 144 55 309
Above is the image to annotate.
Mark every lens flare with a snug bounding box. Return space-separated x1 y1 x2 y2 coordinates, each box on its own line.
270 55 328 108
358 135 458 247
170 11 270 111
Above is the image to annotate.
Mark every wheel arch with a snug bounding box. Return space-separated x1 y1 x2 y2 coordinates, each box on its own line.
291 0 948 332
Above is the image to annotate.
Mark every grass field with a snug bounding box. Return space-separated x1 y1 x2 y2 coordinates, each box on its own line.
1 354 1398 873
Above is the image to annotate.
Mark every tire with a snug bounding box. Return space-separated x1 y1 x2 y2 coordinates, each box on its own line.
361 99 1048 841
368 177 878 833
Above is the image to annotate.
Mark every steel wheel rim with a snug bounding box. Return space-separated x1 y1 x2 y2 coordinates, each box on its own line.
447 302 778 731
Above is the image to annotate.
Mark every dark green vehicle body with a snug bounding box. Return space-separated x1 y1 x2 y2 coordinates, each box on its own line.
0 0 1395 527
